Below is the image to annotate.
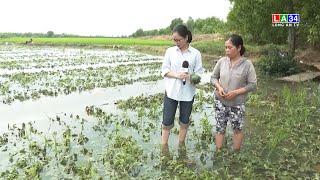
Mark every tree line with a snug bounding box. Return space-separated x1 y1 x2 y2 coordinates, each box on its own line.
132 0 319 53
228 0 320 55
130 17 226 37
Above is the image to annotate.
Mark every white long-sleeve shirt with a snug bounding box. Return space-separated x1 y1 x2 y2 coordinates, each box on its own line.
161 46 204 101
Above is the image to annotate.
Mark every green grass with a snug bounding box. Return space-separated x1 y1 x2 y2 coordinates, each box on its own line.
192 40 225 56
0 37 172 46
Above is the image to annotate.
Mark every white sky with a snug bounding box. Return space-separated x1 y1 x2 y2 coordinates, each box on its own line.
0 0 231 37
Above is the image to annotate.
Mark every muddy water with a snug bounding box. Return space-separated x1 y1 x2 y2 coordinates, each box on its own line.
0 80 165 133
0 60 162 75
0 70 213 132
0 44 220 177
0 74 218 175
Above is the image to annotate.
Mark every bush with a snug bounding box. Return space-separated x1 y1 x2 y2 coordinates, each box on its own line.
193 41 224 55
257 46 300 76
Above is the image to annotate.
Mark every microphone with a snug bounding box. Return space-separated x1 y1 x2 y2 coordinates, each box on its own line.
182 61 189 85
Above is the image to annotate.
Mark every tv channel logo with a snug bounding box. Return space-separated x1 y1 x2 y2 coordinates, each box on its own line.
272 14 300 27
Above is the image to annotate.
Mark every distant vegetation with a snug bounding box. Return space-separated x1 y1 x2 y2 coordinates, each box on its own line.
0 31 109 38
131 0 319 51
0 37 172 46
131 17 226 37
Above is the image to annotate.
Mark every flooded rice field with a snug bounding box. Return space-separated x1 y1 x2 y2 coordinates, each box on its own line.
0 45 319 179
0 45 218 179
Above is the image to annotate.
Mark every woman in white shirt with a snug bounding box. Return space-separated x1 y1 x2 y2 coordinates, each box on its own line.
161 24 204 148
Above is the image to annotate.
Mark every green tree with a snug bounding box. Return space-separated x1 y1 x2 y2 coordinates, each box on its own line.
227 0 287 44
130 16 227 37
227 0 320 51
159 27 171 35
47 31 54 37
169 18 184 31
186 17 195 33
193 17 225 34
132 28 144 37
297 0 320 48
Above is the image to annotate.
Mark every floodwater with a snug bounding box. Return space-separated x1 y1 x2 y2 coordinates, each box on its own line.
0 80 166 133
0 45 221 178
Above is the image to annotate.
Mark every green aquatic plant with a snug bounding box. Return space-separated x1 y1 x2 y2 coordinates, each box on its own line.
103 135 144 177
190 73 201 84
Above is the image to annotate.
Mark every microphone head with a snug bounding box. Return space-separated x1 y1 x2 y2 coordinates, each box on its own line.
182 61 189 68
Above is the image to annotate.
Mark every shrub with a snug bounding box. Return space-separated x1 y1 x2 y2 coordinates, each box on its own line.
257 46 299 76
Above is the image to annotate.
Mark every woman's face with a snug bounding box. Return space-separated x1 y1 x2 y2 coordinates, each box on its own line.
225 39 241 59
172 32 188 49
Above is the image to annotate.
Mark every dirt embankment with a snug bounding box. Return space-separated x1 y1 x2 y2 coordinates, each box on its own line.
296 48 320 71
278 48 320 82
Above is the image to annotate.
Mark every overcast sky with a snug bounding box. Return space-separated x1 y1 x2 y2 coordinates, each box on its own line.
0 0 231 36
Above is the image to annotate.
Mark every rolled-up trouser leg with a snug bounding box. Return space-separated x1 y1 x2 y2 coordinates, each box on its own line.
178 97 194 129
162 94 178 130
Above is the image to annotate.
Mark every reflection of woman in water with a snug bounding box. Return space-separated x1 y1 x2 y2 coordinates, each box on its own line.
211 34 257 151
160 24 204 150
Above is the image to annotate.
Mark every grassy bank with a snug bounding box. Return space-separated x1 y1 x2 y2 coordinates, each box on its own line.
0 37 172 47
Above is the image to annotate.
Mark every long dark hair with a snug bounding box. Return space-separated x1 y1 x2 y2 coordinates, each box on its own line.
173 24 192 43
229 34 246 56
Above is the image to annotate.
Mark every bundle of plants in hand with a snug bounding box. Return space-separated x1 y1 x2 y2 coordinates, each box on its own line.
190 73 201 84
